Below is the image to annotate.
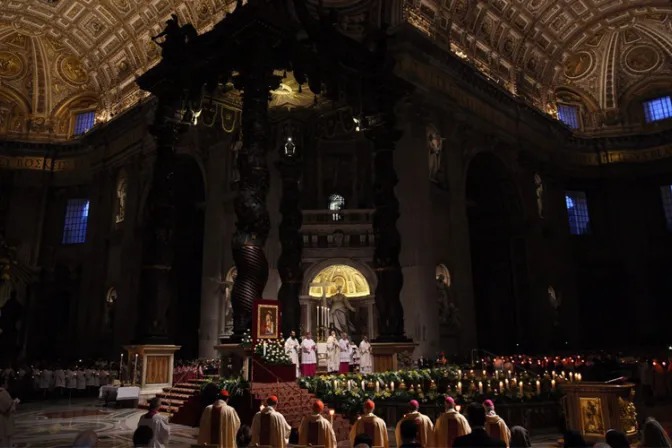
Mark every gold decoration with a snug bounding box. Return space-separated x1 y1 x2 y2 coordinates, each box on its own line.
579 397 605 436
399 381 407 390
61 56 88 84
430 380 438 390
308 264 371 299
626 46 659 73
564 52 592 79
7 33 26 47
618 397 638 435
0 51 23 78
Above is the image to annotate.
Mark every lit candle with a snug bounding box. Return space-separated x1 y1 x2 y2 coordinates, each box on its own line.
536 380 541 395
457 381 462 395
505 379 509 390
347 380 352 391
552 379 556 391
456 405 462 413
470 370 474 378
569 372 574 382
119 353 124 381
577 373 582 382
482 370 487 378
457 369 462 378
499 381 504 392
329 409 335 424
133 354 138 385
519 382 523 397
391 381 395 392
552 370 556 379
334 380 338 390
361 380 365 390
478 381 483 394
508 370 512 379
495 370 499 380
375 381 380 393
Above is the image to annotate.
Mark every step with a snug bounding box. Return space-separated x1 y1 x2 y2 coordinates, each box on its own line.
157 392 192 400
158 398 185 406
165 387 200 394
174 383 201 390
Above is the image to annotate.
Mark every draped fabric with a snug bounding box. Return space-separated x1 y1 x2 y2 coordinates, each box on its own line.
251 406 291 448
433 410 471 448
486 414 511 446
298 414 337 448
197 401 241 448
349 414 389 448
326 335 340 372
395 412 434 447
359 341 373 373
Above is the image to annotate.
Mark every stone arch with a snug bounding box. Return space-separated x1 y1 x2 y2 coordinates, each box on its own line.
302 258 377 298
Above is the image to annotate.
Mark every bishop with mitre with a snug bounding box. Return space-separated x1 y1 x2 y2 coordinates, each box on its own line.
298 400 337 448
395 400 434 447
251 396 291 448
197 389 241 448
484 400 511 446
349 400 389 448
434 396 471 448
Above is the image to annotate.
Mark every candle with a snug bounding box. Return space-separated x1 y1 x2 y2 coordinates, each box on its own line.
119 353 124 381
552 370 556 378
478 381 483 394
456 405 461 413
499 381 504 393
457 381 462 395
329 409 335 424
470 369 474 378
361 380 365 390
375 381 380 393
576 373 582 382
133 354 138 385
457 369 462 378
508 370 512 379
347 380 352 391
505 379 509 390
519 382 523 397
536 380 541 395
334 380 338 390
569 372 574 382
391 381 395 392
552 379 556 391
482 370 487 378
495 370 499 380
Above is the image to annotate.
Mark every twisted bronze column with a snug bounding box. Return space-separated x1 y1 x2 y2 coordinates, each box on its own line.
277 142 303 336
367 104 407 341
230 48 281 338
138 95 185 343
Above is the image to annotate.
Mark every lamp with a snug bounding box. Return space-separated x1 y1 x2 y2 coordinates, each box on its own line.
284 136 296 157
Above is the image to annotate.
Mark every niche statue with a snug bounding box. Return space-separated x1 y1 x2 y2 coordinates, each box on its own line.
329 286 355 335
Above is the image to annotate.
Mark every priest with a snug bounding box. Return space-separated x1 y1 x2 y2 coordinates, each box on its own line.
338 333 351 374
298 400 337 448
395 400 434 447
434 397 471 448
197 389 241 448
483 400 510 446
300 332 317 377
284 330 300 378
251 396 291 448
359 336 373 374
326 330 340 373
349 400 389 448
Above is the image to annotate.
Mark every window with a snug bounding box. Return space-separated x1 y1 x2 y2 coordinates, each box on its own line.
62 199 90 244
660 186 672 231
73 111 95 136
643 96 672 123
565 191 591 235
328 194 345 221
557 104 580 129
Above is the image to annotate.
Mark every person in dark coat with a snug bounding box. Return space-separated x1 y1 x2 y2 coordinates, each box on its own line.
454 403 507 447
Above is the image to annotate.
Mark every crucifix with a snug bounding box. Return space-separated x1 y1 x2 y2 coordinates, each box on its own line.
310 281 335 341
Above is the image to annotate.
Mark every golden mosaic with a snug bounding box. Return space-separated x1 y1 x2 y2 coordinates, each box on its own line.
0 51 23 79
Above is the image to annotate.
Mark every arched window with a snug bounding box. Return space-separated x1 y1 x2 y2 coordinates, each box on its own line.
328 194 345 221
115 171 127 224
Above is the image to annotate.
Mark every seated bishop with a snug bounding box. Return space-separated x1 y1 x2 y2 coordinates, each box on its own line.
483 400 511 446
349 400 389 448
298 400 337 448
251 396 291 448
395 400 434 447
197 389 241 448
434 397 471 448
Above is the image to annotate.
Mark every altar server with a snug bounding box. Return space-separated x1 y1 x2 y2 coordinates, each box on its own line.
326 330 340 373
284 331 300 378
39 367 52 397
395 400 434 447
54 366 66 396
76 366 87 395
197 389 241 448
251 396 291 448
338 333 351 374
483 400 511 446
298 400 337 448
434 397 471 448
349 400 389 448
137 397 171 448
359 336 373 374
300 332 317 377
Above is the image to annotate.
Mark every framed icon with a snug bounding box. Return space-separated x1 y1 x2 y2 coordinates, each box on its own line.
254 300 281 341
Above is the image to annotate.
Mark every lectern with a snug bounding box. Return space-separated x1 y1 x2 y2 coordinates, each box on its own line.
562 382 638 443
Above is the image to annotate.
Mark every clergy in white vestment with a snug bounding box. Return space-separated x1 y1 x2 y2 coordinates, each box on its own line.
0 381 18 448
300 332 317 377
326 331 340 373
298 400 337 448
39 368 53 395
395 400 434 447
137 397 171 448
251 396 291 448
54 368 66 394
349 400 389 448
433 396 471 448
359 336 373 374
76 368 87 393
197 389 241 448
338 334 351 374
65 368 76 391
284 331 301 378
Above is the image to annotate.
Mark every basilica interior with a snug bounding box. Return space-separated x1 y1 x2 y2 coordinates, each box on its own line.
1 0 672 368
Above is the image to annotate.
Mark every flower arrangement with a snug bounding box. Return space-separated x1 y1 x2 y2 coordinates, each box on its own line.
240 329 253 348
200 376 249 397
254 338 292 366
298 366 565 416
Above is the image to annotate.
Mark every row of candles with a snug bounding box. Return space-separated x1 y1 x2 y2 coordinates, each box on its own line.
119 353 140 385
457 369 582 382
329 370 582 397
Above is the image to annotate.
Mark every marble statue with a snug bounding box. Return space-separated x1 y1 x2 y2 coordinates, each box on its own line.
437 274 461 329
329 286 355 335
534 173 544 218
427 125 444 181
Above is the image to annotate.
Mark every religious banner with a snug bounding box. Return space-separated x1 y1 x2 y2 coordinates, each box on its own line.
253 299 281 343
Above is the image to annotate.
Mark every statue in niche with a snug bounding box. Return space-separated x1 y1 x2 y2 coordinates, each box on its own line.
329 285 355 335
548 286 561 326
534 173 544 218
210 270 235 337
427 124 445 182
104 289 117 332
230 135 242 183
437 273 461 330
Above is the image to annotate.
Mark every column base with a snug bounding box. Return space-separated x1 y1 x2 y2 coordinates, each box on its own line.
370 341 417 372
124 344 181 400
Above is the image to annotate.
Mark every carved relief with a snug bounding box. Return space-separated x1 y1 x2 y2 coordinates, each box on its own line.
427 124 445 182
60 56 88 84
564 52 592 79
580 398 605 436
0 52 24 79
625 46 659 73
